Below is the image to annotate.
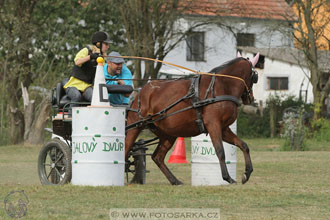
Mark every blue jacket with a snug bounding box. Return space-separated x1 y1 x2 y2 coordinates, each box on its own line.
104 64 133 104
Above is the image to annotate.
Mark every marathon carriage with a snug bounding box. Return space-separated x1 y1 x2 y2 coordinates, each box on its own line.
37 79 154 185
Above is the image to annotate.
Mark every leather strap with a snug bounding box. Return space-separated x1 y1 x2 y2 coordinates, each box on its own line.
106 55 250 91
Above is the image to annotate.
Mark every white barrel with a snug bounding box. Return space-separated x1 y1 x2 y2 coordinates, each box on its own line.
191 121 237 186
71 107 125 186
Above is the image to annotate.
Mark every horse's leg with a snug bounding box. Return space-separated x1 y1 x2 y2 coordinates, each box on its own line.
207 127 237 184
151 135 183 185
222 127 253 184
125 109 143 160
125 127 143 160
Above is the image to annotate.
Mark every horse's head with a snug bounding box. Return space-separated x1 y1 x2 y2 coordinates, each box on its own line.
237 52 259 105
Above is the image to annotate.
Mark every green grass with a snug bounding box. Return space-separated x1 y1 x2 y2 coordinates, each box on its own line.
0 137 330 219
243 137 330 151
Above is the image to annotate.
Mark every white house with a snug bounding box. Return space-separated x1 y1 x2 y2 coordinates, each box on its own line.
239 47 310 104
162 0 296 69
239 47 330 104
160 0 320 104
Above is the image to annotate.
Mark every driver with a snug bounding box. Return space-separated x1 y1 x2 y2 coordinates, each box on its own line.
63 31 110 115
104 51 133 105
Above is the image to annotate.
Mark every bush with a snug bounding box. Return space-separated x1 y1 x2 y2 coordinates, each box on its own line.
310 118 330 142
237 94 313 138
280 106 307 151
237 108 270 138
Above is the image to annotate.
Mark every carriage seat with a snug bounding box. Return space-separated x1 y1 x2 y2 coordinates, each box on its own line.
52 78 91 110
54 78 70 109
51 78 134 109
52 78 133 109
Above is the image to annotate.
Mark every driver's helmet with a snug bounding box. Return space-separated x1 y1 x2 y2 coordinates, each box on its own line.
91 31 111 45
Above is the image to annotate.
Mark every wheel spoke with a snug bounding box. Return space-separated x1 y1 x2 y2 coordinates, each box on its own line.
56 164 66 168
47 168 54 179
54 147 59 163
47 151 55 163
54 167 63 181
54 153 64 164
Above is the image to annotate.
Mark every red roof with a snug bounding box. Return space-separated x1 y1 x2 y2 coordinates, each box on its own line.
180 0 297 21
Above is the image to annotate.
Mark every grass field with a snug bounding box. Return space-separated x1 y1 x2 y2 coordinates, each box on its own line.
0 136 329 220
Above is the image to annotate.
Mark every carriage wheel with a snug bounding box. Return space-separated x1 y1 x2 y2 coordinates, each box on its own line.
38 139 72 185
130 143 147 184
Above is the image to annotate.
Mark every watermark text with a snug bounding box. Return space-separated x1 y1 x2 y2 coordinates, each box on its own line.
109 208 220 220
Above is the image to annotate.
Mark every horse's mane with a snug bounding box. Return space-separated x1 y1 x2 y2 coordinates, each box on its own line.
208 57 245 74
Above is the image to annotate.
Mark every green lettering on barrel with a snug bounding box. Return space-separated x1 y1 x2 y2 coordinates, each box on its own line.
103 141 124 152
192 145 199 154
119 142 124 151
89 142 97 152
72 142 79 154
103 142 115 152
201 146 205 155
72 142 96 154
82 142 88 153
79 143 83 153
211 147 216 155
201 146 216 155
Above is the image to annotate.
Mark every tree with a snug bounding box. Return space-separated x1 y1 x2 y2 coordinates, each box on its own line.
117 0 205 87
0 0 87 144
0 0 41 144
290 0 330 118
0 0 126 145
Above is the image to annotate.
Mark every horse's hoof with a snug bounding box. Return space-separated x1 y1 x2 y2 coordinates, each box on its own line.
229 179 237 184
172 180 184 185
241 173 249 184
223 177 236 184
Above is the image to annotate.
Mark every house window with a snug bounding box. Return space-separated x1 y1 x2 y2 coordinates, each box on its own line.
267 77 289 90
237 33 255 47
186 32 205 61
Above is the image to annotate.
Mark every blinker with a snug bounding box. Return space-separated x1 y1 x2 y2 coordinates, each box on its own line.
251 73 258 84
251 67 258 84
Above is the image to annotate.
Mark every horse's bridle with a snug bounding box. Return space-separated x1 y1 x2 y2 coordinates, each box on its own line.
242 58 259 103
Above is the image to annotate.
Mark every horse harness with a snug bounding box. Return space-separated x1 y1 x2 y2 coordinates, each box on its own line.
126 74 241 133
243 59 259 103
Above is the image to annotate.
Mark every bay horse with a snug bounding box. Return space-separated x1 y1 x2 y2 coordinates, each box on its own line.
125 52 259 185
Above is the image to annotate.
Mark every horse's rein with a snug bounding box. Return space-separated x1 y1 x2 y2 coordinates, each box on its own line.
105 55 250 92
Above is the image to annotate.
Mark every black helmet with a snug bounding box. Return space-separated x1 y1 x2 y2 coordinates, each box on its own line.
91 31 111 45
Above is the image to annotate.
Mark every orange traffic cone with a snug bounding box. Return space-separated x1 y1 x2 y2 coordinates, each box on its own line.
168 137 188 164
